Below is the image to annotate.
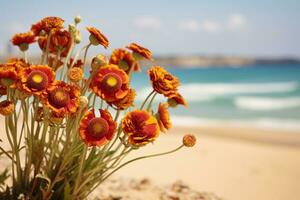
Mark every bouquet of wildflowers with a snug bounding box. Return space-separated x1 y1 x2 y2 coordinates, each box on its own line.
0 16 196 200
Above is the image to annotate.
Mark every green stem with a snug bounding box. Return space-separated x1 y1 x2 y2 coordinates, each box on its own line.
146 92 157 111
72 146 88 197
140 90 155 110
86 145 184 197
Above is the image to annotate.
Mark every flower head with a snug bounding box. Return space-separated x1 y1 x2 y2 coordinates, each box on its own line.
109 48 140 73
110 88 135 110
86 27 109 48
11 32 36 51
0 100 14 116
126 43 152 60
90 64 129 102
157 103 172 132
68 67 83 82
122 110 160 146
79 109 116 146
18 65 55 96
50 29 72 54
148 66 179 97
0 64 19 87
182 134 196 147
38 29 71 57
167 92 187 107
40 81 80 116
31 16 64 35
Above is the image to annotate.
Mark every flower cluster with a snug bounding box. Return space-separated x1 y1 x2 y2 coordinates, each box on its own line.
0 16 196 199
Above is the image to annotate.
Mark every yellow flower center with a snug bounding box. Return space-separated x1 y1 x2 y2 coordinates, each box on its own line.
101 73 122 92
106 76 117 87
32 74 43 83
49 88 70 108
27 71 49 91
87 117 109 138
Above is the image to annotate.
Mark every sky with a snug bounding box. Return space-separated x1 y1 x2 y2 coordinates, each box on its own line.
0 0 299 57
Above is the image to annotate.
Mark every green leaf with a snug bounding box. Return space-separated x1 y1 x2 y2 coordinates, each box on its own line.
64 180 72 200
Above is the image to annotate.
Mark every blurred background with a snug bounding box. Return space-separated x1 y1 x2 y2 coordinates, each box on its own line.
0 1 300 200
0 0 299 131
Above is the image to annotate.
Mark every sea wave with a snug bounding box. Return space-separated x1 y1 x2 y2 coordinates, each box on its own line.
136 82 299 101
235 97 300 111
171 116 300 131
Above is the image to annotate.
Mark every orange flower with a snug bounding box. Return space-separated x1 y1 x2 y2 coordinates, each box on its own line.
110 88 135 110
50 29 72 53
6 58 30 69
167 92 187 107
122 110 160 146
79 109 116 146
39 29 71 57
90 64 129 102
18 65 56 95
31 16 64 35
109 48 140 73
11 32 36 47
0 64 19 87
0 100 15 116
40 81 80 116
148 66 179 97
38 35 47 51
156 103 172 132
86 27 109 48
126 43 152 60
67 67 83 82
183 134 196 147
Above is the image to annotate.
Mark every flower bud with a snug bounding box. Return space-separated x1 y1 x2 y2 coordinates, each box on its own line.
74 32 81 44
182 134 196 147
74 15 81 24
67 67 83 82
79 96 89 108
68 24 77 35
91 54 107 70
0 100 15 116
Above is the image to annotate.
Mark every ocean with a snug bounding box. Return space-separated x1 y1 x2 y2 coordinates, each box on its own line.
131 64 300 131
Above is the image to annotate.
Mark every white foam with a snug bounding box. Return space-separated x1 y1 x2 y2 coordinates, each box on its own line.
171 116 300 131
136 82 299 102
235 97 300 111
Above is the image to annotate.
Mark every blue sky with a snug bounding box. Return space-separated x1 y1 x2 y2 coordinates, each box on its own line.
0 0 299 57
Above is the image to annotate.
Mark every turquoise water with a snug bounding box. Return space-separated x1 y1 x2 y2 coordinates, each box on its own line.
131 64 300 130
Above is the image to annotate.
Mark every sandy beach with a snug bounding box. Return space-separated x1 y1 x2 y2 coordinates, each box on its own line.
110 125 300 200
1 124 300 200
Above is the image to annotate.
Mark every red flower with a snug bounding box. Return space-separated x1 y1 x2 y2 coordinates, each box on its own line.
90 64 130 102
79 109 116 146
87 27 109 48
122 110 160 146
